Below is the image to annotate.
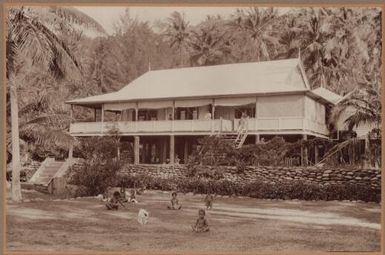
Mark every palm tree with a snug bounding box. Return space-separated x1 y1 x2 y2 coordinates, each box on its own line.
330 81 381 132
188 17 232 66
229 7 279 61
6 6 103 201
162 11 190 67
290 7 380 93
329 79 381 166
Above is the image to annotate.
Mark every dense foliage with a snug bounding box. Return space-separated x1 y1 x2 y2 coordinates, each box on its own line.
67 130 122 195
118 173 381 202
7 6 381 163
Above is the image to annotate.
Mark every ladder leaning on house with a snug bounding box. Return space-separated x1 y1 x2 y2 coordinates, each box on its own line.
212 117 249 149
234 121 248 148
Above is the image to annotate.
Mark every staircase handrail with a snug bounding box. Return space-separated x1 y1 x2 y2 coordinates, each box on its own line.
29 157 55 184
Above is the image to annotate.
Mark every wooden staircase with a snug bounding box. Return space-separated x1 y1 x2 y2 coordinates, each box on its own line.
29 157 73 193
218 121 249 149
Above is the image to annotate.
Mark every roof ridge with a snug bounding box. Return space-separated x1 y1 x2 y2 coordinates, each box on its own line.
148 58 299 72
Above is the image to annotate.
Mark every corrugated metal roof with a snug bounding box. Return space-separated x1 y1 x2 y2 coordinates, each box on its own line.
66 58 341 106
67 58 309 105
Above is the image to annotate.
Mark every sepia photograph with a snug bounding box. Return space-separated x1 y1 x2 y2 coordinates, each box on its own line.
3 2 383 253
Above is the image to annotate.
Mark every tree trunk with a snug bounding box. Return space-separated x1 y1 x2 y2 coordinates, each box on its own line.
9 77 22 202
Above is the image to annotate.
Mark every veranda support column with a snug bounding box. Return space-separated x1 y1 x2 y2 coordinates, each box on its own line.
68 144 73 162
70 105 73 121
255 134 260 144
170 135 175 164
134 136 140 165
101 104 105 134
184 139 189 164
94 108 97 121
135 102 139 121
302 134 308 166
117 138 121 161
162 138 167 163
314 144 319 164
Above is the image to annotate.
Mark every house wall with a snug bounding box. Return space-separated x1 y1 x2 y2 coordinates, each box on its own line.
304 96 326 124
258 95 304 118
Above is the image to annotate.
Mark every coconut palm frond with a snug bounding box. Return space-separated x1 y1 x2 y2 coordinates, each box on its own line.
24 113 71 127
18 94 52 116
344 111 377 131
330 83 381 131
10 8 81 79
20 122 74 148
47 7 107 35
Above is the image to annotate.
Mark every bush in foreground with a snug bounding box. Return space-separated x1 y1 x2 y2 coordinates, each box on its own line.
119 174 381 203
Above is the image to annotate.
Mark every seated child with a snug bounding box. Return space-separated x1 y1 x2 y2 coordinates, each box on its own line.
167 191 182 210
105 191 125 210
204 193 214 210
129 189 138 203
136 185 146 195
120 186 128 202
192 209 209 232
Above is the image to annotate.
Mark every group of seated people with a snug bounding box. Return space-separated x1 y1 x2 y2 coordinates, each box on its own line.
105 188 214 233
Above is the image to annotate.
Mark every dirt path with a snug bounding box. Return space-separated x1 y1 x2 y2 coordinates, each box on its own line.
6 190 381 252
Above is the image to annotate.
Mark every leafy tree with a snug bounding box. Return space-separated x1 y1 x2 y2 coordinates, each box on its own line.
330 81 381 133
229 7 280 61
290 8 381 94
161 11 190 67
188 16 233 66
6 6 103 201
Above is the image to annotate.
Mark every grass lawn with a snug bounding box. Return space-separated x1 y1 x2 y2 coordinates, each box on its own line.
6 189 381 252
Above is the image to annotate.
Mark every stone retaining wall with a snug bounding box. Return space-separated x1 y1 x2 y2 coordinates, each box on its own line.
119 164 381 188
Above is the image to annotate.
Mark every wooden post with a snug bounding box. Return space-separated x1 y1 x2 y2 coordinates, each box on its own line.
135 102 139 121
169 135 175 164
134 136 140 164
70 105 74 123
117 138 121 160
172 101 175 120
101 104 105 134
364 135 370 167
184 139 189 164
68 144 73 161
314 144 319 164
255 134 260 144
255 97 258 130
172 100 175 131
211 99 215 119
162 138 167 163
94 108 97 122
302 134 308 166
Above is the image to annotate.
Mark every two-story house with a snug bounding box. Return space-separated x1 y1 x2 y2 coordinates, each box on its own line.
66 57 342 165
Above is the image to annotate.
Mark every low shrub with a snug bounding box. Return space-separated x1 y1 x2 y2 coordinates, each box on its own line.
68 161 121 196
117 173 381 202
67 130 123 196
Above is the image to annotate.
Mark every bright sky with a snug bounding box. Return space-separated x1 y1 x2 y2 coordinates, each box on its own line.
75 6 289 35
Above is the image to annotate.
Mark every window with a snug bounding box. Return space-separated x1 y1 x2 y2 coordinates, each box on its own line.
176 107 199 120
234 106 255 118
138 110 158 121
